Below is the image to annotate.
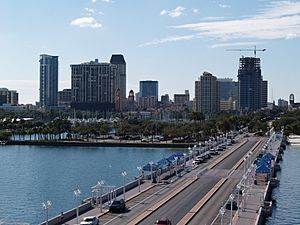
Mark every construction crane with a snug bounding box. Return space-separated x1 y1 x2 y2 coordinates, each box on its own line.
226 46 266 58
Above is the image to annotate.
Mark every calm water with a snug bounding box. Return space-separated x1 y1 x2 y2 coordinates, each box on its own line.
267 145 300 225
0 145 184 224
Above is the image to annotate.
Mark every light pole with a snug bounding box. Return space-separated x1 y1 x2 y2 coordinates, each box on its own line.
137 166 142 192
220 206 225 225
74 188 81 225
229 194 234 225
121 171 127 200
174 157 178 176
98 180 104 213
243 156 248 175
237 183 241 215
183 153 186 171
42 200 52 225
149 161 154 182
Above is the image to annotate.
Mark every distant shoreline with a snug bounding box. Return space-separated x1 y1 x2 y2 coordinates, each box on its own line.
5 140 191 148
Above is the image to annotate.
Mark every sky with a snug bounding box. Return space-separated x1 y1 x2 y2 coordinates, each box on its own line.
0 0 300 104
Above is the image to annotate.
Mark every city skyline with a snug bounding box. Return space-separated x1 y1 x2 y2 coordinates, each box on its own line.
1 0 300 104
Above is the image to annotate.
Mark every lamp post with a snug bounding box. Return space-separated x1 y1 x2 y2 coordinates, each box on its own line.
149 161 154 182
137 166 142 192
121 171 127 200
183 153 186 170
73 188 81 225
174 157 178 176
237 184 241 214
243 156 248 175
42 200 52 225
98 180 104 213
220 206 225 225
229 194 234 225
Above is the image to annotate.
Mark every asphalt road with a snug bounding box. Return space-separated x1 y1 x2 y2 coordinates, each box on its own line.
138 137 261 225
188 138 266 225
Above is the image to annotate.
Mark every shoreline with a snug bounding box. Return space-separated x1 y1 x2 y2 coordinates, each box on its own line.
5 140 192 148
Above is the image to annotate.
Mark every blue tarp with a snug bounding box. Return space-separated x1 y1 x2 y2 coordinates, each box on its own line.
157 158 171 168
264 152 275 160
142 163 159 171
256 159 271 168
167 153 184 161
256 164 271 174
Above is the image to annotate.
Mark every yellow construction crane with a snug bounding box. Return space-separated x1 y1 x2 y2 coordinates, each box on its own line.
226 46 266 58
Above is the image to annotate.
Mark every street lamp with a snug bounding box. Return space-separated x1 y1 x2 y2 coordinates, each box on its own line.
97 180 104 213
121 171 127 200
243 156 248 175
74 188 81 225
220 206 225 225
42 200 52 225
137 166 142 192
229 194 234 225
149 161 154 182
237 184 241 214
183 153 186 170
174 157 178 176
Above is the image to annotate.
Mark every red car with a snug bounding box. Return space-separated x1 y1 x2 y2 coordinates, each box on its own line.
155 218 172 225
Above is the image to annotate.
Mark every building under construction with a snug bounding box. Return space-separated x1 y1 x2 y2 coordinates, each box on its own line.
238 57 268 111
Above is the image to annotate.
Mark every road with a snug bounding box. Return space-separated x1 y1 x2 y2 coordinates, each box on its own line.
138 137 261 225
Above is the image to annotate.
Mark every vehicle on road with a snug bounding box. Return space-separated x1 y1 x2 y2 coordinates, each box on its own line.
109 199 126 213
80 216 99 225
155 217 172 225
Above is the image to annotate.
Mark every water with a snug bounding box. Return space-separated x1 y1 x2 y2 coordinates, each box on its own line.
267 145 300 225
0 145 184 224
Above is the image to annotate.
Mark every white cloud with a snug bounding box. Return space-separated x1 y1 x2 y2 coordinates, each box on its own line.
102 0 114 3
85 8 95 14
71 17 102 28
219 4 231 9
210 41 264 48
172 1 300 41
192 8 199 14
143 1 300 47
160 6 185 18
138 35 195 47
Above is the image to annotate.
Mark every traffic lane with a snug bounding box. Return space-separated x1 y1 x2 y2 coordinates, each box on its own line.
138 177 220 225
188 173 242 225
215 138 259 170
138 138 260 225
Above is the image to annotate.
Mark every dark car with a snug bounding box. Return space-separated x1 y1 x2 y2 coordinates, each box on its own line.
155 218 172 225
109 199 126 213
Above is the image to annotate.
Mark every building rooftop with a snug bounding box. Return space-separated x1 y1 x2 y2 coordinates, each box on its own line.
110 54 126 64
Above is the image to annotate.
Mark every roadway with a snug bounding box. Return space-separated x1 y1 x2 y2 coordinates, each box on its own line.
138 137 262 225
98 137 262 225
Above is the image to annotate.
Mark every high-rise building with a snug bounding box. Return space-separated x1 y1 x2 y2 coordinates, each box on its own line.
0 88 18 106
238 57 267 111
71 59 117 111
58 89 72 108
174 90 190 105
261 80 268 108
138 80 158 109
194 72 219 114
39 54 58 109
161 94 170 105
278 98 288 109
110 55 126 110
218 78 238 111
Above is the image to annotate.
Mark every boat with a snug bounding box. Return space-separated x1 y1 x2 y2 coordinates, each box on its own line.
287 135 300 146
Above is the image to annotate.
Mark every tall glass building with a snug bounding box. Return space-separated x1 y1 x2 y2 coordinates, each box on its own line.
39 54 58 109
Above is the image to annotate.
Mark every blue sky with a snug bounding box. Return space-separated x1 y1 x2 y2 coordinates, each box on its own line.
0 0 300 104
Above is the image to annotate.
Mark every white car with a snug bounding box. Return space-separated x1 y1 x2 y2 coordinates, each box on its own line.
80 216 99 225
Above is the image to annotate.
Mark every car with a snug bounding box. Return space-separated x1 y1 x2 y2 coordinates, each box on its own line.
109 199 126 213
155 218 172 225
80 216 99 225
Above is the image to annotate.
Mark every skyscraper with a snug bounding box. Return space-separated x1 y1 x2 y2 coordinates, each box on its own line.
138 80 158 109
194 72 220 114
261 80 268 108
39 54 58 109
71 59 117 111
110 54 126 110
238 57 267 111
